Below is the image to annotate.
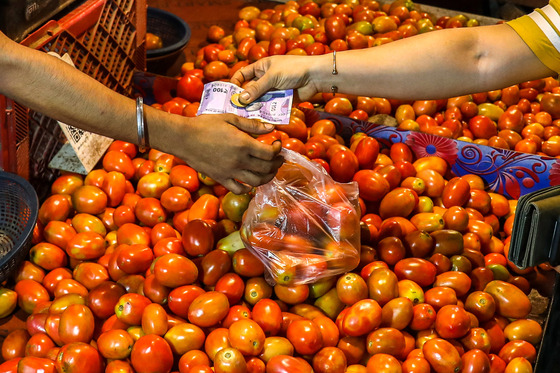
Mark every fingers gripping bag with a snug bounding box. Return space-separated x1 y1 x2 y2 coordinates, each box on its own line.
240 149 361 285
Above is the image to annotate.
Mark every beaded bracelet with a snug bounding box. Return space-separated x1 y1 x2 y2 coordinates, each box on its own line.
136 97 149 153
331 50 338 94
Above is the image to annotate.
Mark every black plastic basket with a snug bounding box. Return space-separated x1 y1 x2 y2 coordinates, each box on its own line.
0 172 39 283
146 7 191 75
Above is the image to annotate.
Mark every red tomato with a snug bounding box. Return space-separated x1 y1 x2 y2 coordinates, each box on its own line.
394 258 437 288
177 74 204 102
252 299 283 336
87 281 126 320
341 299 382 337
422 338 462 373
58 304 95 344
330 149 359 183
153 253 198 288
65 232 106 260
366 353 402 373
170 165 200 192
167 285 206 320
266 355 313 373
97 329 135 360
228 319 266 356
353 170 390 202
286 319 323 355
354 136 380 170
434 305 471 339
29 242 68 271
114 293 151 325
188 291 230 328
14 279 50 314
72 185 107 215
130 335 174 373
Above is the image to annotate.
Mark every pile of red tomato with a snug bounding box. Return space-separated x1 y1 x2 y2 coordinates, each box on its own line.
2 0 559 372
0 105 553 373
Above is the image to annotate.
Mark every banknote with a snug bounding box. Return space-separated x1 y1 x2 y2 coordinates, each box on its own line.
196 81 293 124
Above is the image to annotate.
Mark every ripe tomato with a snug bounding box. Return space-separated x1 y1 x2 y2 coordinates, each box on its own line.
232 248 265 277
72 185 108 215
461 349 491 373
39 194 73 227
215 273 245 305
51 174 84 195
16 356 55 372
167 285 205 319
182 219 215 257
178 350 211 373
312 346 348 373
164 323 205 355
135 197 167 227
205 327 232 361
65 232 106 260
2 329 30 361
266 355 313 373
484 281 531 319
422 338 462 373
103 150 135 180
330 149 359 183
29 242 68 271
228 319 266 356
14 279 49 314
434 305 471 339
341 299 382 337
177 74 204 102
116 244 154 276
366 353 402 373
130 335 174 373
353 136 380 170
97 329 135 359
58 304 95 344
200 248 232 286
137 172 171 199
170 165 200 192
214 347 247 373
87 281 126 319
154 253 198 288
188 291 230 328
114 293 151 325
336 273 368 306
367 267 399 306
72 262 109 290
160 186 191 212
286 319 323 355
353 170 390 202
252 299 283 336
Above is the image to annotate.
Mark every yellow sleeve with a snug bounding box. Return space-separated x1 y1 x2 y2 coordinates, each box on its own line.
507 0 560 73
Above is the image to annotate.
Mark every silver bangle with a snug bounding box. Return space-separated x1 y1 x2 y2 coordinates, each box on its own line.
331 50 338 94
136 97 148 152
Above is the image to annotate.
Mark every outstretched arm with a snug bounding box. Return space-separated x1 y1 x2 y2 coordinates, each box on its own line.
0 31 282 194
231 23 555 103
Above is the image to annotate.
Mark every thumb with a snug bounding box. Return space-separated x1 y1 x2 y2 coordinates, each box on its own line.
239 79 272 105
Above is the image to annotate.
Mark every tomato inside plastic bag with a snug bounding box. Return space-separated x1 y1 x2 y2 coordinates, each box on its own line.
241 149 361 285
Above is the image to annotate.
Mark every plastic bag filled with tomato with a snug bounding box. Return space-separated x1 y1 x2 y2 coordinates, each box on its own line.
241 149 361 285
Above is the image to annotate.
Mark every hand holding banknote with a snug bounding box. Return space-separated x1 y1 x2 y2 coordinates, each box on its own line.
197 82 294 125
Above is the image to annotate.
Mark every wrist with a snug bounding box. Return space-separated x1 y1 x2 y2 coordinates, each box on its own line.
311 52 343 94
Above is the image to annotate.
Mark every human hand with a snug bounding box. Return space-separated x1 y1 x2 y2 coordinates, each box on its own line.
167 113 284 194
230 55 320 105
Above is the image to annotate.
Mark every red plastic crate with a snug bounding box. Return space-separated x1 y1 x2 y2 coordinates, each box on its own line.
0 0 146 200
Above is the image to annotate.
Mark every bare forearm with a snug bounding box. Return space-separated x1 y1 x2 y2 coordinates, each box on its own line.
0 32 143 142
312 24 555 100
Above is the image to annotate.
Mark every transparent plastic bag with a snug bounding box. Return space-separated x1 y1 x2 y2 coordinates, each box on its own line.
240 149 361 285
